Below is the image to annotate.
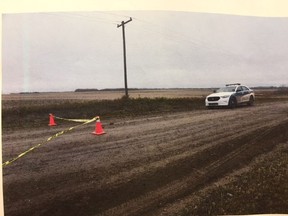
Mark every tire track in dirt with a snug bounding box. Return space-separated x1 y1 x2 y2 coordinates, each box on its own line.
4 105 279 169
99 120 288 216
2 102 288 216
2 106 279 186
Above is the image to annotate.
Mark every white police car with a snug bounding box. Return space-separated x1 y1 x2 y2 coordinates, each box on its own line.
205 83 255 108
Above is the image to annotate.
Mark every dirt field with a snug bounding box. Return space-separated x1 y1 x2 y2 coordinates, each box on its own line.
2 89 211 109
2 90 288 215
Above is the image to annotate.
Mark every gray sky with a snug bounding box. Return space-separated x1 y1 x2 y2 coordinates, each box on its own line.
2 11 288 93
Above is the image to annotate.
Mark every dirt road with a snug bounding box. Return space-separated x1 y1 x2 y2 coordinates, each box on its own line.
2 102 288 216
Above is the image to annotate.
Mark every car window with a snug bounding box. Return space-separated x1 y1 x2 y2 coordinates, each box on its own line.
242 86 249 91
236 86 243 92
217 87 235 92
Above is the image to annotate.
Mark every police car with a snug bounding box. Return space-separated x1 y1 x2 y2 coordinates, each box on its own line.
205 83 255 108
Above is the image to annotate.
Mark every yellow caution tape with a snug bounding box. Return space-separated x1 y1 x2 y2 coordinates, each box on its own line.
54 116 99 123
2 116 98 167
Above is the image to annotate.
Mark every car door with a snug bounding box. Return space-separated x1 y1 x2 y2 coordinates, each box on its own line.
241 86 250 102
235 86 244 103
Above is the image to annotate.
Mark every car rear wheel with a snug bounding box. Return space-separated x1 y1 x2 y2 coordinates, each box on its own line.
248 96 254 106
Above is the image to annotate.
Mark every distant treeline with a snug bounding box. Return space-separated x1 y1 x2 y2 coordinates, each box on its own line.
19 92 40 94
252 86 281 89
75 88 139 92
75 89 99 92
74 88 214 92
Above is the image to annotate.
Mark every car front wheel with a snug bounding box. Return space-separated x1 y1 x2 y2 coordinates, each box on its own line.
229 97 237 108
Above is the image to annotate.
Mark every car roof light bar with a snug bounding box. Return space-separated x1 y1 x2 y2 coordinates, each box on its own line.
226 83 241 86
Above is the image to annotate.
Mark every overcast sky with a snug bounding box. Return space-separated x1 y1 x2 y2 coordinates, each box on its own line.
2 11 288 93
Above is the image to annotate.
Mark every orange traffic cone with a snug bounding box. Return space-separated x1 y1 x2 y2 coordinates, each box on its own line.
48 113 57 126
92 117 105 135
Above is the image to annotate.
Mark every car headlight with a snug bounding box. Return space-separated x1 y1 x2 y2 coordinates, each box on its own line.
221 95 230 98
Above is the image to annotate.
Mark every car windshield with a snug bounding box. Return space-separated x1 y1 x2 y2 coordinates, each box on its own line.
216 86 236 93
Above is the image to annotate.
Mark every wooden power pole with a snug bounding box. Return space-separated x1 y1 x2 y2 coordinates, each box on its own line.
117 17 132 97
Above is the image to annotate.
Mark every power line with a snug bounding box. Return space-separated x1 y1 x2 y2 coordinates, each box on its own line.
133 17 238 58
43 12 118 25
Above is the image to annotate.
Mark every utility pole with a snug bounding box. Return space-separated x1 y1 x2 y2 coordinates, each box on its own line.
117 17 132 97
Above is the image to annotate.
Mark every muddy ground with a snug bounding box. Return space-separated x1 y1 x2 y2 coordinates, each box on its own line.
2 101 288 215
